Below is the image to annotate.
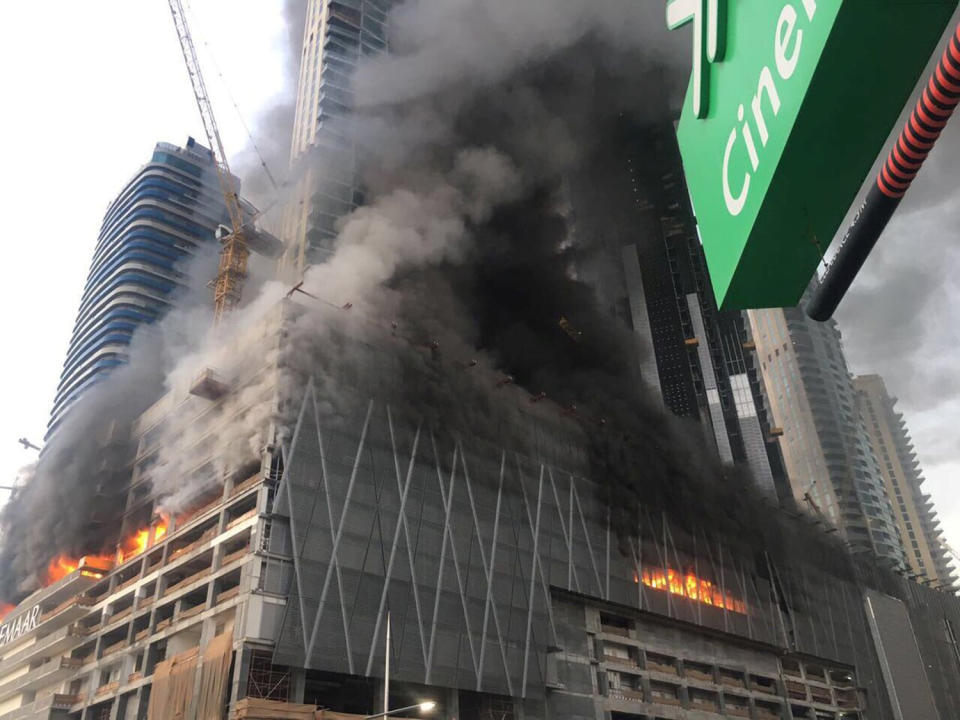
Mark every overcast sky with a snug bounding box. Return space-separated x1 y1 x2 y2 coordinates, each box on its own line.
0 1 957 573
834 10 960 574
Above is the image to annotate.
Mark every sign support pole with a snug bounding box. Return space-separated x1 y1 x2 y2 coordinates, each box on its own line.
806 22 960 321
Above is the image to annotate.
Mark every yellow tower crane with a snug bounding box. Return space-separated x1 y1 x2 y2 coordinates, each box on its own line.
166 0 251 324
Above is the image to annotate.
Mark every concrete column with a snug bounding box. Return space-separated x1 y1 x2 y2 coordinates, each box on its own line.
107 692 123 720
212 537 226 574
205 574 217 610
513 696 527 720
216 502 229 536
290 667 307 704
127 688 144 720
80 671 100 720
155 574 170 607
118 652 135 687
93 631 106 661
228 645 253 708
444 687 459 720
223 473 237 499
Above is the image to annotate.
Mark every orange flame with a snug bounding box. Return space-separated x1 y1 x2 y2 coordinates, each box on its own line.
41 513 171 588
44 553 112 585
0 604 13 622
638 567 747 614
117 514 170 564
45 554 79 584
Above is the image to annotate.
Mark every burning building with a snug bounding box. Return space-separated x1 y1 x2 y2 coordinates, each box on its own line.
3 2 960 718
569 122 788 502
0 298 959 720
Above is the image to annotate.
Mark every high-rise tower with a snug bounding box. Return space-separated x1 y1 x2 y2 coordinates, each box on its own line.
571 122 785 499
748 305 906 567
854 374 955 587
280 0 395 276
46 138 227 439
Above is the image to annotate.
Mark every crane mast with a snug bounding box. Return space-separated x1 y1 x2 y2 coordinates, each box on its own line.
167 0 249 324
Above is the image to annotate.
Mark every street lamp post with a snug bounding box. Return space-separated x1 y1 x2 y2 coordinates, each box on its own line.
384 612 390 717
365 611 437 720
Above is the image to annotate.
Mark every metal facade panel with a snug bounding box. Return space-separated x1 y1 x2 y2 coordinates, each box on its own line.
272 384 785 695
269 381 960 715
865 589 941 720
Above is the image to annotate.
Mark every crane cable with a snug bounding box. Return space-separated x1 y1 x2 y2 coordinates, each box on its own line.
183 0 282 197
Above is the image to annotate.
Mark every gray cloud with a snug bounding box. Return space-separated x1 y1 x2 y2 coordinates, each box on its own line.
835 10 960 564
837 137 960 412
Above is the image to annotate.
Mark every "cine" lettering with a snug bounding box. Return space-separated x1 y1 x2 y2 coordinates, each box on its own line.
722 0 818 216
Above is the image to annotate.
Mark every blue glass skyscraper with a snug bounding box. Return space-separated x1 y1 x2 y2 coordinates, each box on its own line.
47 137 228 438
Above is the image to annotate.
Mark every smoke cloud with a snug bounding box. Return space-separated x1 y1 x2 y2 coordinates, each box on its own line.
271 0 854 578
0 0 865 602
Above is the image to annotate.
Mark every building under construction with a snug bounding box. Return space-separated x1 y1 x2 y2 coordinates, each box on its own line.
570 122 788 503
1 300 960 720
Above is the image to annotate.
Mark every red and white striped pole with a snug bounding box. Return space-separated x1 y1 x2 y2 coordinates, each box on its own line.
806 22 960 321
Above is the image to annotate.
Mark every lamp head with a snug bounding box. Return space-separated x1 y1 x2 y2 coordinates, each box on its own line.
419 702 437 713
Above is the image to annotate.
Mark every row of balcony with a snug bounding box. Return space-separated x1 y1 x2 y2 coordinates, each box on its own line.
0 486 262 717
0 692 85 720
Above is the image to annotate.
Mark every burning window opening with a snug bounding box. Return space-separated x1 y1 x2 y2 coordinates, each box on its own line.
44 553 114 585
637 568 747 614
117 515 169 564
42 513 171 588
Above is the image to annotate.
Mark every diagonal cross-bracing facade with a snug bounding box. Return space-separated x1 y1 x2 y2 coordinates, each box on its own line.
269 379 938 710
271 383 593 696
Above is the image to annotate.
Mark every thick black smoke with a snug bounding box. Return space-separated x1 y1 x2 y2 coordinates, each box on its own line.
286 4 860 579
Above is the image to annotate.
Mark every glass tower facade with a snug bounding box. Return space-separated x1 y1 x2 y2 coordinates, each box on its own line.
46 138 227 439
748 305 906 567
280 0 396 276
570 122 786 499
855 374 956 586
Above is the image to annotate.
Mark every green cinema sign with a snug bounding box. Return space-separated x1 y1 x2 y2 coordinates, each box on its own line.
671 0 956 309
